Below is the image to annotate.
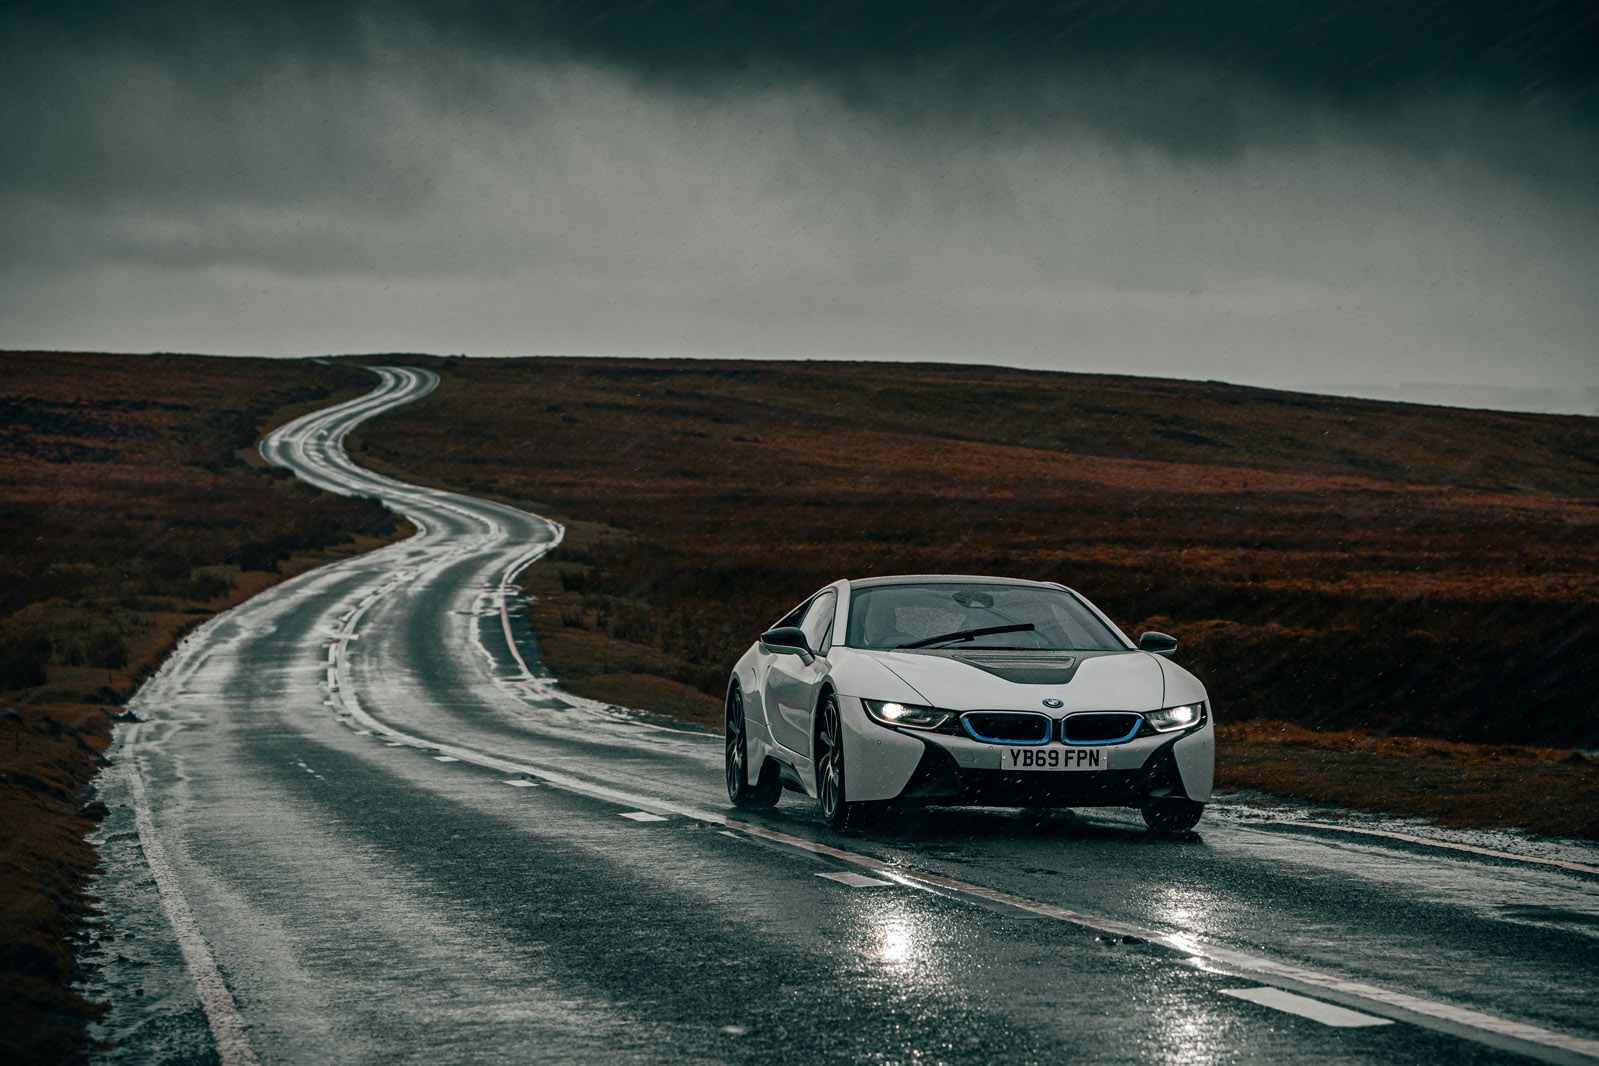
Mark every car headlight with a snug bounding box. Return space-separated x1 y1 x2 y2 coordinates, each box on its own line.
1144 702 1206 732
863 699 953 731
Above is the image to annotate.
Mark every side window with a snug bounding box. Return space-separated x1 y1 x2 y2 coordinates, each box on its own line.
799 591 838 655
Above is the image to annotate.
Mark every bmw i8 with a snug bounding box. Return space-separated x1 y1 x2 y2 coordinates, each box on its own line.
724 575 1214 831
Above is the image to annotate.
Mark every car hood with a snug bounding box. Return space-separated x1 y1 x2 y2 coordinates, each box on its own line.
863 648 1168 713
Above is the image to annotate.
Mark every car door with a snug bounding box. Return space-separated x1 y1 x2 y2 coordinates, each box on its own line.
764 589 837 757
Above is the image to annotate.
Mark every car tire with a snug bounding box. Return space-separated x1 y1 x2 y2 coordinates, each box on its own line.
726 686 779 808
816 692 870 830
1141 798 1204 832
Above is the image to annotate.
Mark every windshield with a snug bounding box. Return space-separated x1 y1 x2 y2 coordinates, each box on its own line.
845 582 1126 651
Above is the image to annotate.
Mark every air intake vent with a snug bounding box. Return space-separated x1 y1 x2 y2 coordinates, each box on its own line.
952 652 1082 685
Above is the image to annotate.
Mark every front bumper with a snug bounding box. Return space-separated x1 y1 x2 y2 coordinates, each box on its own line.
893 736 1190 807
838 696 1214 806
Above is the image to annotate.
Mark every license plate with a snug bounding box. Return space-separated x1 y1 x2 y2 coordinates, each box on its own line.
1000 746 1106 772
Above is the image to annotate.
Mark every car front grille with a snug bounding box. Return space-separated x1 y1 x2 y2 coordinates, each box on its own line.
961 711 1050 744
1061 712 1143 744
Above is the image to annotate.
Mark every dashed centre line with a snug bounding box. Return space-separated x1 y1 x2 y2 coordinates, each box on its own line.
618 811 668 822
817 871 894 888
1221 987 1394 1028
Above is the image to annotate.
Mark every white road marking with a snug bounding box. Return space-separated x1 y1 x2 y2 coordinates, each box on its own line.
593 716 717 738
618 811 668 822
1221 987 1394 1027
433 756 460 763
1282 821 1599 876
123 726 261 1066
384 741 406 747
503 779 538 788
817 871 894 888
492 508 562 683
497 589 535 680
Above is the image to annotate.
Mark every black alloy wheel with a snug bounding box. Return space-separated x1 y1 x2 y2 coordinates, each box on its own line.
1141 797 1204 832
726 686 779 808
816 693 867 829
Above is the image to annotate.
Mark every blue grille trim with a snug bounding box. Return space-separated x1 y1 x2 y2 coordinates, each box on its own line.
961 712 1052 745
1060 712 1143 745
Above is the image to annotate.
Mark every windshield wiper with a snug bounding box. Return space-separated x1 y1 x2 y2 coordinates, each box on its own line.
897 623 1036 649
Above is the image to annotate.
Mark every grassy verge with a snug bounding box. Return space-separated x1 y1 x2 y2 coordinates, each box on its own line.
520 518 724 728
1215 720 1597 838
0 352 411 1066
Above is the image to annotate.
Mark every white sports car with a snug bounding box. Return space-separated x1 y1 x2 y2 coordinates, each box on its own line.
725 575 1214 831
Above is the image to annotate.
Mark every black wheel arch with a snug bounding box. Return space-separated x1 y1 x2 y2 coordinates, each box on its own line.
810 681 838 746
811 681 839 788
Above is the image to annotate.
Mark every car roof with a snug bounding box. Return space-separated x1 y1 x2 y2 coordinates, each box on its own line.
848 574 1065 590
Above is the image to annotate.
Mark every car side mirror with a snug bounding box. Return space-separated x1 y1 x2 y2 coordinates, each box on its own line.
1138 631 1178 657
760 626 814 665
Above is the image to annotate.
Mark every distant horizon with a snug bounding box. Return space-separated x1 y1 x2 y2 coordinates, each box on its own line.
9 346 1594 419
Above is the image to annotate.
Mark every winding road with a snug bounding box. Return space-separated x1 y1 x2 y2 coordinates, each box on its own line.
82 367 1599 1065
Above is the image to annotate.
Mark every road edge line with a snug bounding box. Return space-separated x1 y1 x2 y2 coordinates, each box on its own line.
123 724 261 1066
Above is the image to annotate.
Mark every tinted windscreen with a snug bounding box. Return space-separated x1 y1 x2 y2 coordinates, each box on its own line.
845 583 1125 651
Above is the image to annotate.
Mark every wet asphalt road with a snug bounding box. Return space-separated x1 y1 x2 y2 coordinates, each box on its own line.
81 368 1599 1065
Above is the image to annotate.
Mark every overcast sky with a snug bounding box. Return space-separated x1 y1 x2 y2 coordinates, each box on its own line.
2 1 1595 406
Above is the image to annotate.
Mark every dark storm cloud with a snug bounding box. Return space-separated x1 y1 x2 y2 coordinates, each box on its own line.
116 1 1599 91
430 1 1599 124
11 1 1598 122
4 0 1594 217
7 1 1595 198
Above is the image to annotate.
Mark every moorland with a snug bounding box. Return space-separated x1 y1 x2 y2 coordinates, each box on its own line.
347 357 1599 835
